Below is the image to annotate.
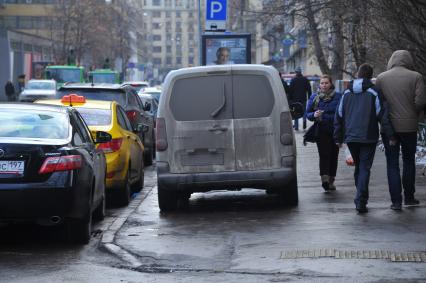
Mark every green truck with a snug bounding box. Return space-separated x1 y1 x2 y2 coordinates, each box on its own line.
44 65 85 89
88 69 120 84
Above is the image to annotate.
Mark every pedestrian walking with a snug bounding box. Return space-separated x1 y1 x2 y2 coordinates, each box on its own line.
376 50 426 210
279 71 291 101
334 63 395 213
289 67 312 130
306 75 341 191
4 81 15 101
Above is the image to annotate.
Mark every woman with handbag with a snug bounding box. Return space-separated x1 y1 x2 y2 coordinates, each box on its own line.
306 75 342 191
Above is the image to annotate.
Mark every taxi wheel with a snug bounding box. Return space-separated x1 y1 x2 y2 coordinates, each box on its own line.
117 170 131 207
132 159 144 193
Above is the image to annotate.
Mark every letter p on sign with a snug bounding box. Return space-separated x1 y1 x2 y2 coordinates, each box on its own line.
206 0 227 21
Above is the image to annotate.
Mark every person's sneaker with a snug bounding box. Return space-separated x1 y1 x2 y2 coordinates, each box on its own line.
356 204 368 213
390 203 402 211
404 198 420 205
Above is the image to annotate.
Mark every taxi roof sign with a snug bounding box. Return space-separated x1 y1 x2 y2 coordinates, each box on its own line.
61 94 86 105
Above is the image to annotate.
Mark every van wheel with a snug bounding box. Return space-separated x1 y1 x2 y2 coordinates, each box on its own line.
278 177 298 206
158 185 178 212
117 170 131 207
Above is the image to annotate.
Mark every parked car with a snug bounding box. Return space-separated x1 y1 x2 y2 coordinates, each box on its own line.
156 65 298 211
56 83 155 166
122 81 150 93
19 79 56 102
138 93 158 119
38 95 145 206
138 86 161 102
0 103 110 244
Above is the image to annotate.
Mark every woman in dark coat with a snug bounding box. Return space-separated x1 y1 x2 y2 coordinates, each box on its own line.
306 75 342 191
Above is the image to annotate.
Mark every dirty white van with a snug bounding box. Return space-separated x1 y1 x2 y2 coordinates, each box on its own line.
156 64 297 211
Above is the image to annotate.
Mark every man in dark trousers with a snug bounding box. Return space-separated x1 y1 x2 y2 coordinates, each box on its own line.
376 50 426 209
4 81 15 101
289 67 311 130
334 64 395 213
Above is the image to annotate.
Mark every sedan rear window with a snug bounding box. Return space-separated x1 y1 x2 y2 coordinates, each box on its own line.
0 110 69 139
78 108 112 126
57 89 126 106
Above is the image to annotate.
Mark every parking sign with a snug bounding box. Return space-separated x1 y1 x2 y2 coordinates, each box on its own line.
205 0 227 30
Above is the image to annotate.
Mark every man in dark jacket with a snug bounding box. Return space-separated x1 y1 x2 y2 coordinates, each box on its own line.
4 81 15 101
334 64 395 213
376 50 426 209
289 67 311 130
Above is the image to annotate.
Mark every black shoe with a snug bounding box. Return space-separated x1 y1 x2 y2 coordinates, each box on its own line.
390 203 402 211
356 204 368 213
404 198 420 205
303 124 307 130
322 182 330 191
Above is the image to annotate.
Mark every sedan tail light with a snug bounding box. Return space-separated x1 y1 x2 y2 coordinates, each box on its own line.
126 110 138 123
39 155 82 174
156 118 168 151
97 138 123 153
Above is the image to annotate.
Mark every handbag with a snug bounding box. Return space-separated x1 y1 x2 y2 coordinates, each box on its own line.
303 122 319 146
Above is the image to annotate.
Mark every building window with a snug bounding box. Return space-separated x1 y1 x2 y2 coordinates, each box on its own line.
153 46 162 52
166 33 172 41
152 0 161 6
165 0 171 6
188 33 194 40
153 35 162 41
153 23 161 29
166 22 171 29
152 11 162 17
188 57 194 64
188 12 193 18
176 57 182 65
166 46 172 53
153 58 162 64
176 11 181 17
189 47 194 53
166 11 171 17
166 57 172 64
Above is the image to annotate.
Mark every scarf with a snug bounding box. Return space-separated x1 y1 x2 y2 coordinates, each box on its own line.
313 89 335 109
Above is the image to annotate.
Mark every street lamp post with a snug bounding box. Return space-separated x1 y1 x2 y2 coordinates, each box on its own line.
198 0 202 65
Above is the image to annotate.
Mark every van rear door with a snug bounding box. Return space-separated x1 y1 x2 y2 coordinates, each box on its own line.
168 74 235 173
232 73 280 170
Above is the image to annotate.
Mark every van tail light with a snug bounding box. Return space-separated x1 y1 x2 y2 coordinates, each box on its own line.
126 110 138 123
280 112 293 145
39 155 82 174
97 138 123 153
156 117 168 151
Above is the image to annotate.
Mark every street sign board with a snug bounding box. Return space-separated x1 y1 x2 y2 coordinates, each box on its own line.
205 0 227 31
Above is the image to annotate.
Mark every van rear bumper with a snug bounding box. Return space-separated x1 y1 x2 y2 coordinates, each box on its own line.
157 162 296 192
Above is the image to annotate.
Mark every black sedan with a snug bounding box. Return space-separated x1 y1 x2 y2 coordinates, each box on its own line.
0 103 110 244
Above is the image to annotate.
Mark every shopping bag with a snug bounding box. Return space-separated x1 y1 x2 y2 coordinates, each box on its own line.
345 146 355 166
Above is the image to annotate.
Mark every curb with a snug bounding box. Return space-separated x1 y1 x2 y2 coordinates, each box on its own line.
100 183 154 268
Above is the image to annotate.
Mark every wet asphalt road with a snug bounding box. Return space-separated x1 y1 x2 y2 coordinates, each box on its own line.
1 131 426 282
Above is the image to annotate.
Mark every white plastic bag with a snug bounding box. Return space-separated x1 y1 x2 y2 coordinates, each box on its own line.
345 146 355 166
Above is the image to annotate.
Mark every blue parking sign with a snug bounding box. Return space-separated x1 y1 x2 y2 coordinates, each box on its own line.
206 0 227 21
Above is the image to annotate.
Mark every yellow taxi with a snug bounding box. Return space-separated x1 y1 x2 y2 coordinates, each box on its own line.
37 94 145 206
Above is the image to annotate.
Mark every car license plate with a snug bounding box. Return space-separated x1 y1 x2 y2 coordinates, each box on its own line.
0 161 25 176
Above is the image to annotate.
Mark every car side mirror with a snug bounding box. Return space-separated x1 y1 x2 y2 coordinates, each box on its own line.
144 102 151 112
289 102 304 119
94 131 112 143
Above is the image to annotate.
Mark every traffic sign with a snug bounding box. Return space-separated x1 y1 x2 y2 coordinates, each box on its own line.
206 0 227 30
